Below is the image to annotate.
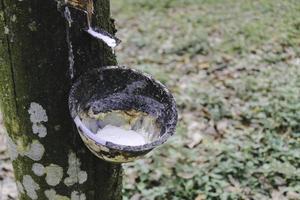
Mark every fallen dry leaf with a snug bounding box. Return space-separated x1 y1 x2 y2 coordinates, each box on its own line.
177 172 195 179
271 190 287 200
187 133 203 148
195 193 206 200
216 120 229 133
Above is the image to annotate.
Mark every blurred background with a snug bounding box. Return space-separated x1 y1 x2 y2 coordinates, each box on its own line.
1 0 300 199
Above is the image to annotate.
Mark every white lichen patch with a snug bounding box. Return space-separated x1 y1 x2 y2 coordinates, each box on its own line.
45 164 64 186
6 136 45 162
32 163 64 186
32 123 48 137
28 102 48 124
28 102 48 138
4 26 9 34
78 171 87 184
6 136 18 161
23 175 40 200
45 189 56 200
32 163 45 177
64 152 87 186
24 140 45 161
11 15 17 22
71 191 86 200
45 189 70 200
16 181 25 194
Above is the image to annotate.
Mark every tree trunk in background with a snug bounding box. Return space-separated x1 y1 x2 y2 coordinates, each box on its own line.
0 0 122 199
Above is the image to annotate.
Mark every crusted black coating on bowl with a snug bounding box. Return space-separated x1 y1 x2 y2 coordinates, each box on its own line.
69 66 178 154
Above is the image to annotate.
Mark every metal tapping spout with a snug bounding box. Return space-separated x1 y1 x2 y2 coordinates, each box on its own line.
64 0 94 12
63 0 94 26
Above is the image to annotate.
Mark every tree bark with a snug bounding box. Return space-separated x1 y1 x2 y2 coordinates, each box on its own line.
0 0 122 199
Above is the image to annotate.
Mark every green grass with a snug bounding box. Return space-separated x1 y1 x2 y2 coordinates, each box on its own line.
111 0 300 199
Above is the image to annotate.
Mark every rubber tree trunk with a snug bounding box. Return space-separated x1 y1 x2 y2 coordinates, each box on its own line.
0 0 122 199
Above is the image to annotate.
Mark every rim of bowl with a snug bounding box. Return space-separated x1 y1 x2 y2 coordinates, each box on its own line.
69 66 178 152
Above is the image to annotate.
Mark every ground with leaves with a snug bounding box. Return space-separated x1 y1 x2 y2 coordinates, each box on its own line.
112 0 300 199
1 0 300 199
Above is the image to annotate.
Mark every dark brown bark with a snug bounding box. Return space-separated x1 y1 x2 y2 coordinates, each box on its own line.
0 0 122 199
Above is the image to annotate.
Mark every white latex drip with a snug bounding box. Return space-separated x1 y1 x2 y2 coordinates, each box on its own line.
68 41 75 79
95 125 146 146
64 7 75 79
64 7 73 27
86 28 117 50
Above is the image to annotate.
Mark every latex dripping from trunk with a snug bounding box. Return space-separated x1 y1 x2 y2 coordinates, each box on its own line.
62 0 121 51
